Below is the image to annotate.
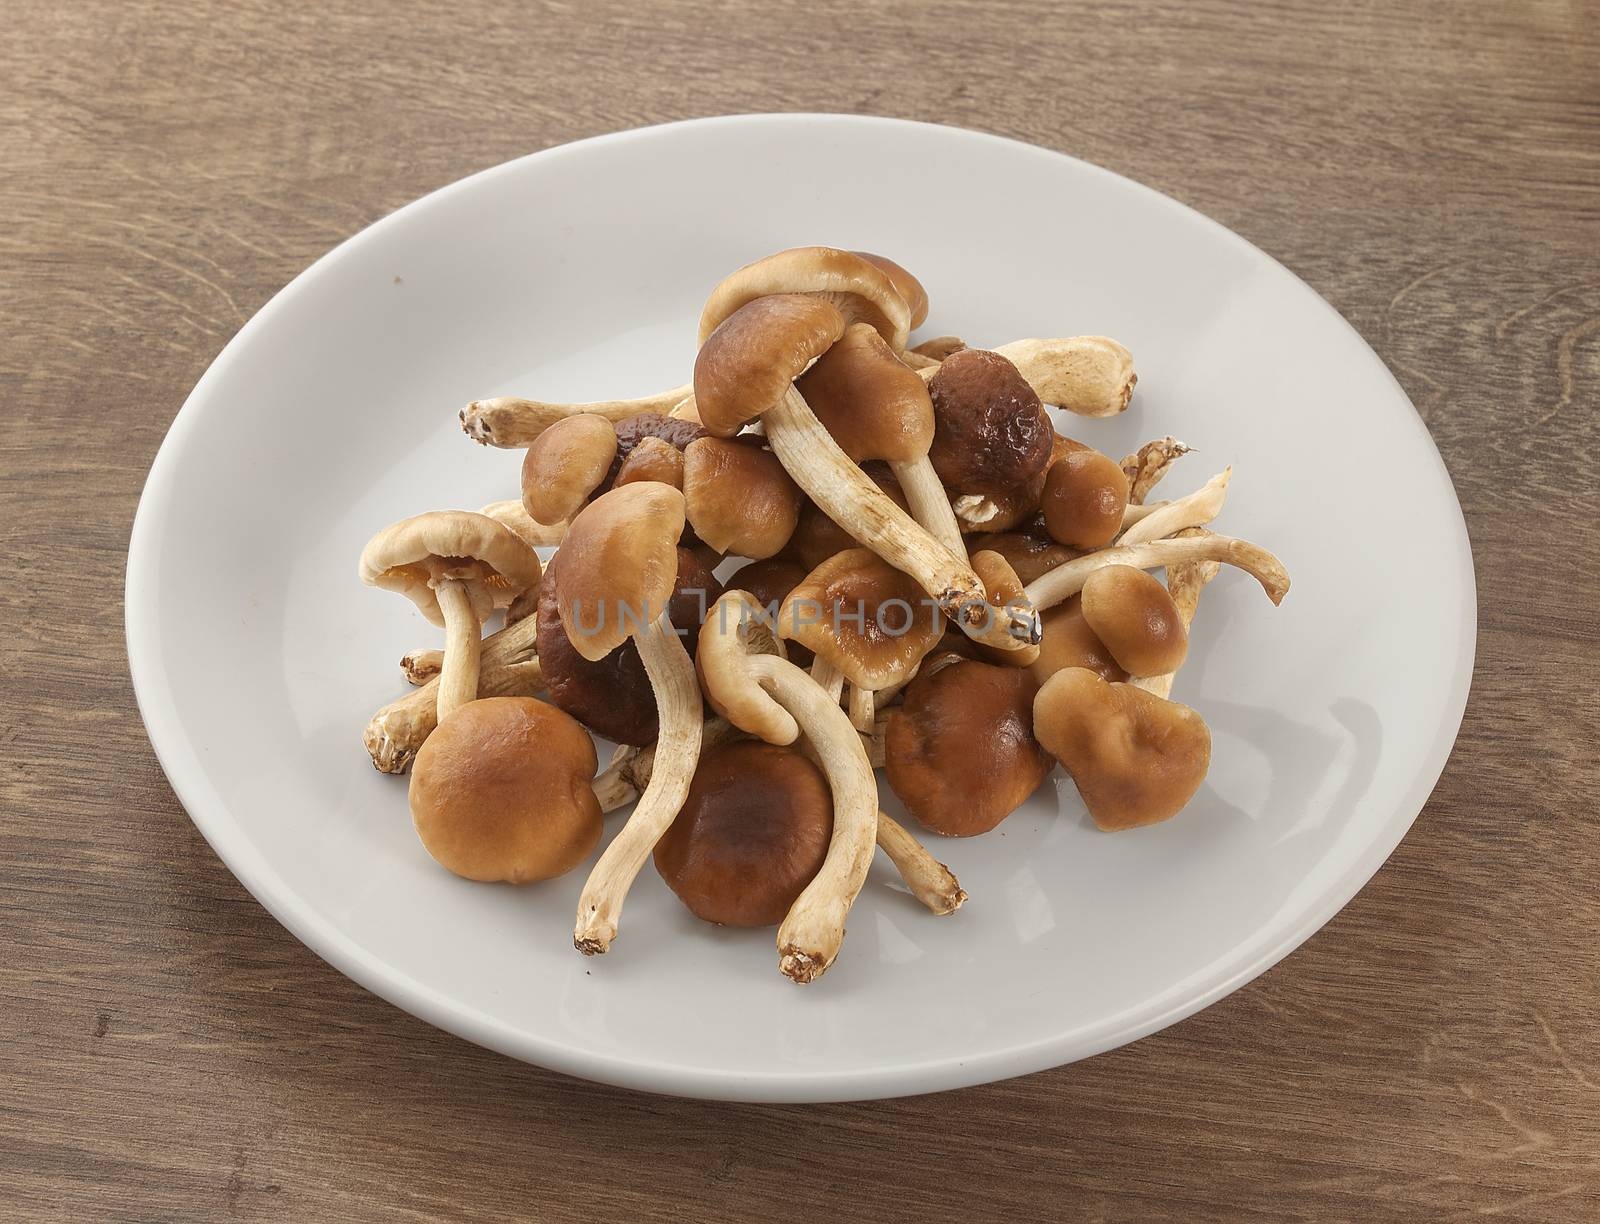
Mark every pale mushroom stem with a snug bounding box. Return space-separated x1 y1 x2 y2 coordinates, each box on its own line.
574 615 704 955
875 811 966 915
1024 534 1290 613
433 579 483 721
1115 468 1232 548
847 683 875 734
748 653 878 983
810 656 845 703
766 384 1038 654
401 648 443 685
592 718 742 815
889 456 968 561
460 384 693 448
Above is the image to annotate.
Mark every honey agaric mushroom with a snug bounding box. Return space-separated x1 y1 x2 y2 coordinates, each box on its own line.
918 337 1137 419
1024 533 1291 613
409 697 601 882
698 246 913 351
695 296 1037 655
1080 564 1189 677
853 251 928 330
797 322 967 558
1114 468 1232 547
926 349 1056 495
1030 596 1127 687
1033 669 1212 830
520 413 618 525
558 483 705 956
682 438 802 559
885 658 1054 837
1040 442 1131 549
614 436 685 488
359 511 542 722
460 383 692 449
653 741 834 927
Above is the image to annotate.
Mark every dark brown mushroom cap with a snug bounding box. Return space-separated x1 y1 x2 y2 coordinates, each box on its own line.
1030 595 1128 686
853 251 929 330
602 412 708 490
886 659 1053 837
653 741 833 927
1033 668 1211 830
778 547 944 689
927 349 1055 493
682 437 802 560
409 697 601 883
537 546 723 745
795 323 934 464
693 295 847 437
1040 443 1130 549
969 519 1080 585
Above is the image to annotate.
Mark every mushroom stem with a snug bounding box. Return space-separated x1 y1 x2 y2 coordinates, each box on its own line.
574 615 704 955
1024 534 1290 612
847 683 876 734
1115 468 1232 548
401 649 443 685
364 615 541 773
810 656 845 703
766 385 1037 654
460 385 693 448
1121 437 1193 505
592 718 742 814
889 456 968 561
1133 531 1222 701
863 711 890 768
748 653 878 983
875 811 967 915
917 336 1136 418
433 579 483 721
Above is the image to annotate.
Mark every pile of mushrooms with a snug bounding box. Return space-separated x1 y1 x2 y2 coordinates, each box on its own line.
359 245 1289 984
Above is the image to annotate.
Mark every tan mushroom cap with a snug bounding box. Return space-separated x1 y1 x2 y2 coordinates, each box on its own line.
693 295 846 438
1030 595 1127 686
1033 668 1212 831
1041 443 1131 549
552 483 686 662
853 251 929 331
696 590 800 745
408 696 601 883
614 435 685 489
1080 565 1188 677
683 437 802 559
359 510 543 627
697 245 913 350
795 323 934 464
777 547 944 690
520 413 618 525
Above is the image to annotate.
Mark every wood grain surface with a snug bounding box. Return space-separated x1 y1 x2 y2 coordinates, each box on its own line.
3 1 1598 1219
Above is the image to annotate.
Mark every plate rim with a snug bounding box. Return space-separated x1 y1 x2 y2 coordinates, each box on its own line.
124 112 1478 1102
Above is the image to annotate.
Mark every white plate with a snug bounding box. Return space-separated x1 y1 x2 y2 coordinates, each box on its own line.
126 114 1475 1102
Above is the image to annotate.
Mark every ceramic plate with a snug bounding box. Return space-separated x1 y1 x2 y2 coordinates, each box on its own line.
125 114 1475 1102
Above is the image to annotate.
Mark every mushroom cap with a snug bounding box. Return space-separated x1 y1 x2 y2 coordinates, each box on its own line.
1080 565 1189 677
970 521 1080 585
614 435 685 489
795 323 934 464
1032 668 1211 830
778 547 944 690
553 483 686 661
886 659 1053 837
653 741 833 927
696 590 799 745
1030 595 1128 686
853 251 929 330
359 510 543 627
538 545 721 745
519 413 618 525
693 295 846 437
603 412 708 490
927 349 1055 494
697 245 912 350
787 465 910 569
1041 443 1130 549
408 697 601 882
682 437 802 559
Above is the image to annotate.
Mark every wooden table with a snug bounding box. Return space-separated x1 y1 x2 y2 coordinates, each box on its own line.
5 1 1597 1219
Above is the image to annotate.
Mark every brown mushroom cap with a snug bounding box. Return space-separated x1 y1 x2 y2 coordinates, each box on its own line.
1040 443 1131 549
853 251 929 330
538 545 722 745
1080 565 1188 677
603 412 708 490
693 295 847 437
786 466 910 569
653 741 833 927
520 413 619 525
927 349 1055 494
886 659 1053 837
971 520 1080 585
682 437 802 559
359 510 543 625
698 246 912 349
778 547 944 689
552 483 685 661
1030 595 1128 686
1033 668 1211 830
409 697 601 882
795 323 934 464
613 435 685 489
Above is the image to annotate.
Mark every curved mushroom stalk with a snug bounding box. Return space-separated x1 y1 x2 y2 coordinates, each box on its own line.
1115 468 1232 548
432 578 483 719
574 615 703 954
591 717 743 814
460 384 692 448
874 811 966 915
1121 437 1193 504
1133 530 1222 701
918 336 1136 418
1024 533 1290 613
